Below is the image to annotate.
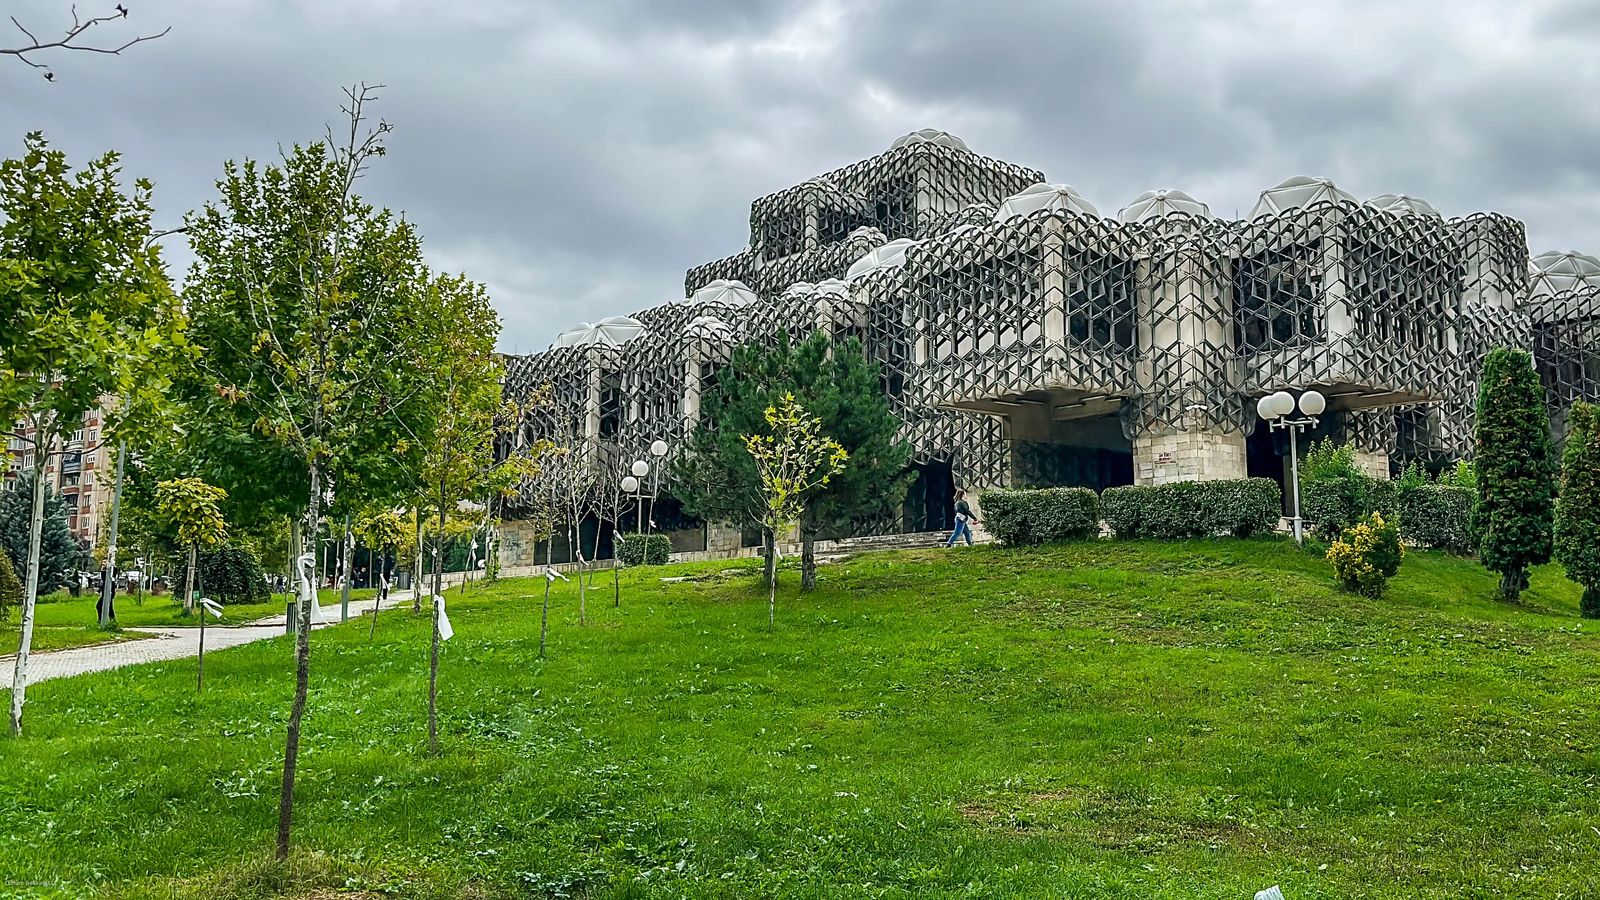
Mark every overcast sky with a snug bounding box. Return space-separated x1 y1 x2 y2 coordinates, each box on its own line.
7 0 1600 353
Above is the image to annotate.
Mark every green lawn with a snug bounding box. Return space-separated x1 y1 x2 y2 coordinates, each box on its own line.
1 539 1597 898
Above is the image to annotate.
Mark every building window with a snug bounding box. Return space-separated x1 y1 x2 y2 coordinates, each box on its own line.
1065 248 1138 352
1233 242 1324 354
599 373 623 440
763 211 804 259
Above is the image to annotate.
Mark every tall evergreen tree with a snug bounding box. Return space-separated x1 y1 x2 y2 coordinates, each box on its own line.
791 336 912 590
1474 348 1556 601
1554 401 1600 618
0 472 80 596
672 332 911 590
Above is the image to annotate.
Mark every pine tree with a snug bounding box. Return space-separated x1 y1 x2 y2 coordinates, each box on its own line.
0 548 21 623
1554 401 1600 618
790 335 912 590
1474 348 1556 601
0 472 83 596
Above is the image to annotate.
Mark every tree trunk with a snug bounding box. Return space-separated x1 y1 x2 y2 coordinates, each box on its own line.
540 575 551 658
277 462 319 859
573 522 587 626
800 514 818 592
769 565 777 629
762 527 776 588
182 544 198 616
1497 567 1529 602
8 431 53 737
412 504 424 614
429 480 445 757
589 522 603 591
339 514 353 622
286 518 299 624
98 439 127 628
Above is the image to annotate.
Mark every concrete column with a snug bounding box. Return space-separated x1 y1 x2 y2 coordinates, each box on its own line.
1352 449 1390 481
1132 430 1249 485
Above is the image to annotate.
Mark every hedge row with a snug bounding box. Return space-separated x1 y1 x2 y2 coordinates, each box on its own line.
1102 478 1281 540
977 487 1099 546
618 533 671 566
1303 475 1475 553
1396 484 1475 554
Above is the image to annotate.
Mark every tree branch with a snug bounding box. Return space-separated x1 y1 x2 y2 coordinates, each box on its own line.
4 5 170 80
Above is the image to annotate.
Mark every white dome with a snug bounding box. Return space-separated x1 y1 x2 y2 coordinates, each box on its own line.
780 281 815 300
813 278 850 300
683 314 734 343
995 182 1100 221
1249 176 1358 218
846 237 920 280
550 316 648 350
1366 193 1442 218
888 128 969 152
680 278 757 307
1530 250 1600 298
1118 189 1212 223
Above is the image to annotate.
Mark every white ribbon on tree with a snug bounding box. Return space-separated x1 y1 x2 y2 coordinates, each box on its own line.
545 567 569 583
434 594 454 642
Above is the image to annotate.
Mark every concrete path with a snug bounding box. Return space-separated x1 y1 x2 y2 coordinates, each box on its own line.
4 591 416 687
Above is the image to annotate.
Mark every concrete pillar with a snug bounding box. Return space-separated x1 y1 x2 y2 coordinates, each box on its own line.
1132 430 1249 485
1352 449 1390 481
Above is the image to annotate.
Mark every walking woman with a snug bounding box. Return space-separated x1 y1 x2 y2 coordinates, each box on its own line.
945 490 975 547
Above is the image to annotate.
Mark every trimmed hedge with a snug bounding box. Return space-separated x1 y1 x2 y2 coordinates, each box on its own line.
1102 478 1281 539
618 533 671 566
1397 484 1475 554
978 487 1099 546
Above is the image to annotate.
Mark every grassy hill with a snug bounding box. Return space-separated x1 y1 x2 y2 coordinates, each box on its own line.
1 539 1596 899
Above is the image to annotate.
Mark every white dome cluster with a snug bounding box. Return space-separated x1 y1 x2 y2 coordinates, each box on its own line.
1249 176 1358 219
678 279 757 307
1530 250 1600 298
846 237 920 280
1366 193 1442 218
1117 189 1212 223
888 129 969 152
550 316 648 350
995 182 1099 221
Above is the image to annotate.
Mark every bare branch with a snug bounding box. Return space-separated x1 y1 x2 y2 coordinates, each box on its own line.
4 5 170 80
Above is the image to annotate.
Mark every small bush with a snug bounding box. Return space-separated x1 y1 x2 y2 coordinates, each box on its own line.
178 545 271 604
618 533 671 566
1398 484 1475 553
1101 478 1281 539
1327 512 1404 599
978 487 1099 546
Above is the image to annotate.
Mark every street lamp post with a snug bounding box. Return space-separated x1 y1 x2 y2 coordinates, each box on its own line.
1256 389 1326 544
620 440 669 559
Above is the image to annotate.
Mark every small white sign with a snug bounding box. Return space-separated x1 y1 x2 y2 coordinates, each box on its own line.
199 598 224 620
1155 451 1174 465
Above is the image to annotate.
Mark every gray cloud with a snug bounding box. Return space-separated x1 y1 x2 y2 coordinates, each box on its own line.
6 0 1600 352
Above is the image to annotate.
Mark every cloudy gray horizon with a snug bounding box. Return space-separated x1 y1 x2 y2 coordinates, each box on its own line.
7 0 1600 354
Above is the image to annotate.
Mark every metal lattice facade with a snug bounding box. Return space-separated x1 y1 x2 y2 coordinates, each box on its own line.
503 129 1600 532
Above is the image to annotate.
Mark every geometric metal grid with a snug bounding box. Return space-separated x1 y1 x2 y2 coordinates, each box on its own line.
504 129 1586 525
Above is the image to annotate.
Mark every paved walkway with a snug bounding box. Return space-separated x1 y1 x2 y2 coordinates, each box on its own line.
4 592 417 687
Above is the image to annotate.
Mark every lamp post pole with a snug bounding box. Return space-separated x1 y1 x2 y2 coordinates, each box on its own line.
1257 389 1326 544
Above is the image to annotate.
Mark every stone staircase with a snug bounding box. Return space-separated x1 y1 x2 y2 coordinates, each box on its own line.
810 528 989 563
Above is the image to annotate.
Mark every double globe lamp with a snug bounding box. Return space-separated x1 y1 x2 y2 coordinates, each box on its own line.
620 439 670 534
1256 389 1326 544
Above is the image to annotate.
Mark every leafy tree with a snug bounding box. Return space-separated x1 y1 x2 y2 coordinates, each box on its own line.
180 87 435 858
154 478 228 615
1474 348 1556 601
407 270 544 755
1554 402 1600 618
189 546 270 605
0 473 80 596
0 549 21 622
1 132 182 736
744 393 847 626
